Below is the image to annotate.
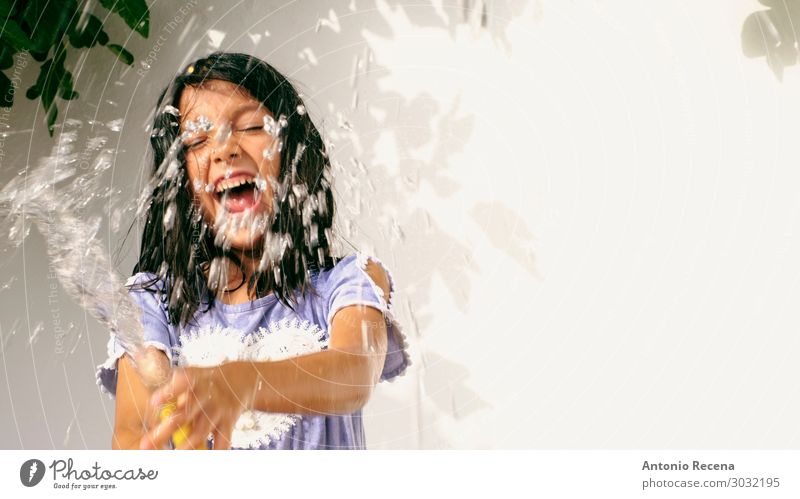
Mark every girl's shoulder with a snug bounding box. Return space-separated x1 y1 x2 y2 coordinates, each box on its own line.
125 271 165 290
314 253 359 282
315 251 395 312
315 252 378 286
123 271 172 314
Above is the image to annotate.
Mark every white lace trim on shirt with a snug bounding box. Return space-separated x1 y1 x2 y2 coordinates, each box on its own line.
175 318 327 449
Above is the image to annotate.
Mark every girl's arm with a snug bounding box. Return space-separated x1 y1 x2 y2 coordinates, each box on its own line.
112 353 162 449
239 302 390 414
141 261 393 450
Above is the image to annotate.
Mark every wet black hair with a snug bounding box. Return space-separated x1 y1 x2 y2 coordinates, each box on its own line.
132 52 338 327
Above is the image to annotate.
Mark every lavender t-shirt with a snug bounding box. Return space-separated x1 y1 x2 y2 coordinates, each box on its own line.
97 252 409 449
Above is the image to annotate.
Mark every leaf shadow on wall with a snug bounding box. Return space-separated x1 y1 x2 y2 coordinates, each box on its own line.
742 0 800 80
334 0 534 446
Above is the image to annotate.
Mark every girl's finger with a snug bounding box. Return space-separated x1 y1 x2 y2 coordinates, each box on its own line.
151 369 191 408
212 421 234 450
144 399 162 432
175 402 219 451
140 409 188 450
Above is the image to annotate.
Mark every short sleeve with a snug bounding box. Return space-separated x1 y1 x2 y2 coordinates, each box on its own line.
323 252 410 382
95 273 176 397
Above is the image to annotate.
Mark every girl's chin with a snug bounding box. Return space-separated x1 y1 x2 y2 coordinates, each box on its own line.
222 227 266 251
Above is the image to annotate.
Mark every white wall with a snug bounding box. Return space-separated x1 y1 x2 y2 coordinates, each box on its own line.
1 0 799 449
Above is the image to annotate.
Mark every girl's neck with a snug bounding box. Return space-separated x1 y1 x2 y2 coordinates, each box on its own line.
217 251 268 305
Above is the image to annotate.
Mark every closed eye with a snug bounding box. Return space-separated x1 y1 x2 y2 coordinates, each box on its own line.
184 138 207 150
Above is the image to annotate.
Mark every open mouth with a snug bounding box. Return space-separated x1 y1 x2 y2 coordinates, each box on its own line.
215 175 262 214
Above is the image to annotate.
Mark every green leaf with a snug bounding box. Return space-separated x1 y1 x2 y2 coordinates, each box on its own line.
47 102 57 136
99 0 149 37
57 68 76 99
52 40 67 67
0 0 17 19
26 85 40 99
0 42 15 70
107 43 133 65
30 50 47 62
60 88 78 100
35 59 60 111
0 71 12 107
68 14 109 49
0 19 33 51
22 0 75 54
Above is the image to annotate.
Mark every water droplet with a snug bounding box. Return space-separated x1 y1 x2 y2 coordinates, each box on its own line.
214 121 232 144
29 322 44 345
86 136 108 151
263 115 277 136
350 157 367 174
391 219 404 241
106 119 124 132
350 56 361 87
62 419 74 447
185 115 213 133
110 208 122 233
164 159 180 180
9 219 20 239
163 203 176 231
338 117 352 131
207 257 227 292
0 275 17 291
69 330 83 355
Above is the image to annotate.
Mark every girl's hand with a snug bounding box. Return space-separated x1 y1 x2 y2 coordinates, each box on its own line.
139 363 253 450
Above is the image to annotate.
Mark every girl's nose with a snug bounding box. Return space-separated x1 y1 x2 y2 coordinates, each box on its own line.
211 134 240 164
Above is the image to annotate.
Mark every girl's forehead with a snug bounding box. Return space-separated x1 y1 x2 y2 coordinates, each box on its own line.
178 81 267 126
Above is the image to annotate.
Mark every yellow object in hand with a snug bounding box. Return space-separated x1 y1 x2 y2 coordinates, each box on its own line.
159 402 193 449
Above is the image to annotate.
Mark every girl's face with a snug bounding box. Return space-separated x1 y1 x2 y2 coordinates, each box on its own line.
178 79 281 251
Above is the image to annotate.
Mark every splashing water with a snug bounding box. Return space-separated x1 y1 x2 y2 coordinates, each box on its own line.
262 114 287 160
162 105 180 117
0 126 170 388
0 103 337 391
0 274 16 291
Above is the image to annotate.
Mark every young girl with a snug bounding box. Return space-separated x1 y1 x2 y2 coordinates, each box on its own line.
96 52 409 450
